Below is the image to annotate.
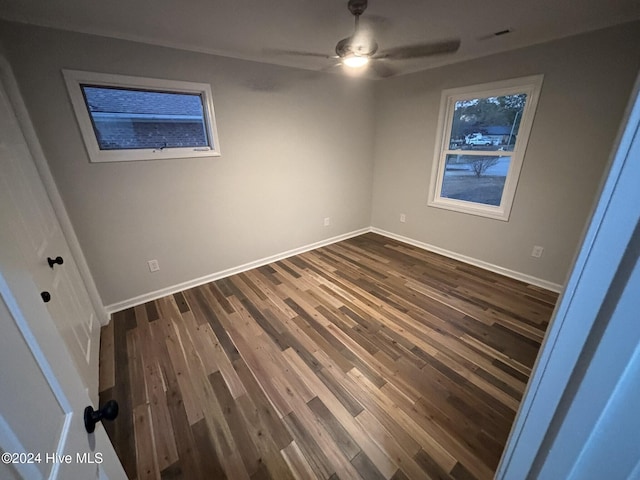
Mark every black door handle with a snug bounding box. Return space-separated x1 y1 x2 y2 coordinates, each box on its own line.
84 400 119 433
41 291 51 303
47 256 64 269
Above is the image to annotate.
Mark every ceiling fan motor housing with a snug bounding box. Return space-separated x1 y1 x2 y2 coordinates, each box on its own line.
332 0 459 71
335 37 378 58
337 0 377 58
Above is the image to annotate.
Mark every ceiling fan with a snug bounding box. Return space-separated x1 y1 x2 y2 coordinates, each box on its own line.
270 0 461 77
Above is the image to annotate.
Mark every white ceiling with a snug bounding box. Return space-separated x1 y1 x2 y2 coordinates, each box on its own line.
1 0 639 77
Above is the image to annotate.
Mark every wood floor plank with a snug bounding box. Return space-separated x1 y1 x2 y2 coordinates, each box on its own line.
134 308 179 472
209 371 262 476
354 408 432 480
149 319 208 480
380 374 498 478
191 418 228 479
127 328 147 408
283 347 397 478
102 233 556 480
104 308 137 479
155 306 204 426
281 440 323 480
145 300 160 322
98 317 115 393
283 411 337 480
348 367 459 475
144 357 179 471
313 347 424 458
351 450 388 480
283 396 366 480
133 403 160 480
178 308 219 376
232 358 294 450
307 396 361 461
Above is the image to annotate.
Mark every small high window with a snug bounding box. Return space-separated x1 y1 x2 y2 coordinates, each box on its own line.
63 70 221 162
428 75 543 221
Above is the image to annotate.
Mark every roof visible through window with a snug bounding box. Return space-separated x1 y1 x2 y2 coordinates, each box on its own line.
81 86 204 116
80 86 209 150
63 69 221 162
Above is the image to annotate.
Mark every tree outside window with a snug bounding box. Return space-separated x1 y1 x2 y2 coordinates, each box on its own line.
428 76 543 220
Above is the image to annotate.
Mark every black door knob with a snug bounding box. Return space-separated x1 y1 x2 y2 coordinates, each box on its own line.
41 291 51 303
84 400 119 433
47 256 64 269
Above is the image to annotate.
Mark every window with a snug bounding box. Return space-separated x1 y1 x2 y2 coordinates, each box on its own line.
428 75 543 221
63 70 221 162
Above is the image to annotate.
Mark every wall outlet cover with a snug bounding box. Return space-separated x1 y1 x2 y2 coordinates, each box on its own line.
531 246 544 258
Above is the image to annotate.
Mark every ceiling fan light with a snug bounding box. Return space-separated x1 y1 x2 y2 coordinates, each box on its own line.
343 55 369 68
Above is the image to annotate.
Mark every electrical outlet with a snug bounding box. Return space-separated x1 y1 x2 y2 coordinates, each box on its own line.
400 213 406 223
147 259 160 272
324 217 331 227
531 246 544 258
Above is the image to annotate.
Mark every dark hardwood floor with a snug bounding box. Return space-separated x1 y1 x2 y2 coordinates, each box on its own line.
99 233 557 480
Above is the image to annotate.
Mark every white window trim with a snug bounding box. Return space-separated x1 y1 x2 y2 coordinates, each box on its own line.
63 69 221 163
427 75 544 221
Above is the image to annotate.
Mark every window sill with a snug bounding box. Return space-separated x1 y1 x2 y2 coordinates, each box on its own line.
427 197 511 221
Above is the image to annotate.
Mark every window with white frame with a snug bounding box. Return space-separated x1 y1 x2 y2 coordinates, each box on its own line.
428 75 543 221
63 70 221 163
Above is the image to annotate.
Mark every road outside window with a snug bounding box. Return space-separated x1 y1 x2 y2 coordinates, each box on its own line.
428 76 543 221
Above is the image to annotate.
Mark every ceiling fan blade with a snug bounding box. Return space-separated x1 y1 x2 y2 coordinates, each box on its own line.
263 48 337 59
376 39 461 60
369 61 396 78
319 63 343 72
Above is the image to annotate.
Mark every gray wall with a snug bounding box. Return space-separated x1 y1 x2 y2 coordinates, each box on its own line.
0 22 376 307
1 21 639 307
371 22 640 286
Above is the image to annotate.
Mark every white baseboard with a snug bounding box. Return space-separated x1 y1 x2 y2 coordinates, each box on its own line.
371 227 564 293
104 227 370 315
105 225 563 315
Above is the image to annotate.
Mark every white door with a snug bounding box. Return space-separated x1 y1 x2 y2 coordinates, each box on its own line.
0 216 126 479
496 74 640 478
0 72 125 479
0 75 100 399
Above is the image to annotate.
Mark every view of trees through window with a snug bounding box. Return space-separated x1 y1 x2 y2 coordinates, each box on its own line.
441 93 528 206
449 93 527 151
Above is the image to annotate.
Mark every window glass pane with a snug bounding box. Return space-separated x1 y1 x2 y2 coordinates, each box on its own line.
448 94 527 152
80 85 210 150
440 154 511 206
